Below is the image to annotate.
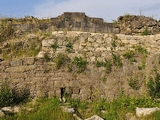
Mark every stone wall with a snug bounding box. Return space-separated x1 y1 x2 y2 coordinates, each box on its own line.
7 12 160 35
1 31 160 101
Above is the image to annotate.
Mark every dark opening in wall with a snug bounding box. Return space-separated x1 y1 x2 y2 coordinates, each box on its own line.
60 87 66 102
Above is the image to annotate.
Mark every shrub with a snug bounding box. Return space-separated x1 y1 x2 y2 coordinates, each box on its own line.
111 39 117 50
12 87 30 104
96 60 112 73
51 41 59 51
66 41 74 53
54 53 69 69
0 80 13 107
0 80 30 107
147 72 160 98
138 61 146 70
112 53 123 67
0 25 14 43
141 28 150 36
123 50 137 63
123 14 132 22
72 56 88 73
128 78 141 90
134 45 148 55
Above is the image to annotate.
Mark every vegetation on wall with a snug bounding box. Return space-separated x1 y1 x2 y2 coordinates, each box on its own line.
66 41 74 53
147 72 160 98
96 59 112 73
72 56 88 73
54 53 70 69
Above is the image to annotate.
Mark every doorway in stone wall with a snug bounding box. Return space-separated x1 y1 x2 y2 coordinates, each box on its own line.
60 87 65 102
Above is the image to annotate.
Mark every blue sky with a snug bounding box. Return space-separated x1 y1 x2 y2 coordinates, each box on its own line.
0 0 160 22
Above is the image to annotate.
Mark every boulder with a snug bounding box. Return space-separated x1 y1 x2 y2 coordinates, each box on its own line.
85 115 104 120
136 107 160 117
1 106 19 114
23 57 35 65
10 59 23 67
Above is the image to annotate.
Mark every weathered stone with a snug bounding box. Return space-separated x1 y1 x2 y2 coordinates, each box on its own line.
42 39 55 47
61 106 75 113
5 65 35 73
26 34 37 39
1 60 10 67
85 115 104 120
73 88 80 94
35 58 45 65
136 107 160 117
10 59 23 67
72 94 80 99
23 57 35 65
1 106 20 114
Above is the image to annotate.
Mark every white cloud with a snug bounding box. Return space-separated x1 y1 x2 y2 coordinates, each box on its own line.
33 0 160 22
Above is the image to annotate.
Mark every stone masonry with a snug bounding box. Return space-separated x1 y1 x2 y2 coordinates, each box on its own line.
1 31 160 101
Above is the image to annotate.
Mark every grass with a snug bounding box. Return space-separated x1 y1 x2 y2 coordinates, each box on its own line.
123 50 137 63
1 96 160 120
0 97 75 120
68 96 160 120
2 39 41 60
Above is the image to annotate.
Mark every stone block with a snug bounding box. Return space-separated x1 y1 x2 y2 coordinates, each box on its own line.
73 88 80 94
136 107 160 117
37 51 45 58
55 90 61 97
1 60 10 67
72 94 80 99
35 58 45 65
23 57 35 65
42 39 55 47
5 65 35 73
10 59 23 67
88 37 95 42
54 81 64 88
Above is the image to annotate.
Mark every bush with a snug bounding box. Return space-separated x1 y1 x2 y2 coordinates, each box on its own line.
123 50 137 63
0 25 14 43
66 41 74 53
112 53 123 67
134 45 148 55
0 81 13 107
72 56 88 73
96 60 112 73
147 73 160 98
128 78 141 90
141 28 150 36
51 41 59 51
0 80 30 107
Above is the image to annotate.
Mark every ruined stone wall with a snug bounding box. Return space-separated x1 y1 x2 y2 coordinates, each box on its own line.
4 12 160 35
1 31 160 101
